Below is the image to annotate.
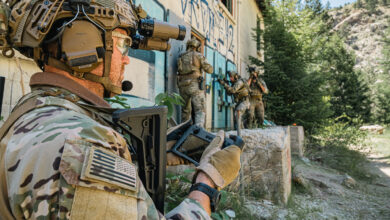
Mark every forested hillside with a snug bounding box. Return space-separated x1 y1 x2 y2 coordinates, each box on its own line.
253 0 390 129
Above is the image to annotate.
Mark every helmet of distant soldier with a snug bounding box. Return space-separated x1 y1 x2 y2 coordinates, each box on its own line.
248 65 258 73
186 37 201 49
227 70 239 81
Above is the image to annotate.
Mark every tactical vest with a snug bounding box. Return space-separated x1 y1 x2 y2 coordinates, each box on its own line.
235 79 250 101
178 50 201 75
250 80 264 98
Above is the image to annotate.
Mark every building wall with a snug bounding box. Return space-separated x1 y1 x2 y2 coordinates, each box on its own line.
0 52 41 126
0 0 263 130
238 0 264 79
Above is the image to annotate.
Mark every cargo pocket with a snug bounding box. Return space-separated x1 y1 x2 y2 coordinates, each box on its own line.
59 139 146 219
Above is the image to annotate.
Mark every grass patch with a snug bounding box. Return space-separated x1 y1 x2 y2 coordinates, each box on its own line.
165 170 258 219
286 194 322 220
307 119 373 181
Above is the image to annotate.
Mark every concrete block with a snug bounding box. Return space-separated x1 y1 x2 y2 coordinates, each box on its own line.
289 126 305 157
227 127 291 205
167 127 292 205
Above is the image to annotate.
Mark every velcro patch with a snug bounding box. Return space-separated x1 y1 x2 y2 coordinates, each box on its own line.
82 147 137 191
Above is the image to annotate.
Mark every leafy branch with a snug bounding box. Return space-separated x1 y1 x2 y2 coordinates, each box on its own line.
105 96 131 109
155 92 185 119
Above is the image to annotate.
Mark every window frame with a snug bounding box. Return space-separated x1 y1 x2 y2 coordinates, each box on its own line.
220 0 235 17
191 31 205 55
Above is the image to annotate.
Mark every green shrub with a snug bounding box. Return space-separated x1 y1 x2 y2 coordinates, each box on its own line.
307 115 371 180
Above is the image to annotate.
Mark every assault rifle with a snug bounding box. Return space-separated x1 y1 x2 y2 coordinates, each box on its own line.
167 121 245 166
110 106 167 213
107 107 244 213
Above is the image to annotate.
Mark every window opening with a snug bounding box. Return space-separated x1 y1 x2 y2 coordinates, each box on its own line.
221 0 234 15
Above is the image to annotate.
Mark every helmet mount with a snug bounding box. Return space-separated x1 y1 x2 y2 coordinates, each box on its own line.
0 0 186 97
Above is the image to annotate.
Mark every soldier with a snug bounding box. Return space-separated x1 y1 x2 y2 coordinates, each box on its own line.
177 37 213 128
0 1 242 219
218 71 250 130
247 66 269 127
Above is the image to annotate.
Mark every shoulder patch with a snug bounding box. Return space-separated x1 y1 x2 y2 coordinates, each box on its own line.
81 147 137 192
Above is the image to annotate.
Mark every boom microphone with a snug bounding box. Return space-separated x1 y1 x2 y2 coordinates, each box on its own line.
122 80 133 92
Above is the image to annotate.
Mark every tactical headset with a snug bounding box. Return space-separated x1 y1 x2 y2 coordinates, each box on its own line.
0 0 186 97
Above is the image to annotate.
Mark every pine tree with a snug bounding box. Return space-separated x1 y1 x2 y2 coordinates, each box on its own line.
366 0 378 13
382 22 390 74
323 36 372 123
355 0 363 8
250 1 332 132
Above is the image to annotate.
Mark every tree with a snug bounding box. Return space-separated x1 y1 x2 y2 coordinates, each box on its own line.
355 0 364 8
372 22 390 124
382 21 390 74
366 0 378 13
251 1 332 132
321 36 372 123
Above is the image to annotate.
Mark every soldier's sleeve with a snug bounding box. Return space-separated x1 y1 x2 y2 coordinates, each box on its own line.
200 55 213 74
226 80 243 94
258 78 269 94
166 198 211 220
224 83 235 94
177 55 183 73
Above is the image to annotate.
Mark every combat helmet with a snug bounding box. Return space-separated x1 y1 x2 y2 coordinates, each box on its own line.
248 65 258 74
0 0 185 96
186 37 201 49
227 70 239 80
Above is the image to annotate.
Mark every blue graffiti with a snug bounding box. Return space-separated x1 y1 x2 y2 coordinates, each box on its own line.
181 0 188 14
181 0 235 56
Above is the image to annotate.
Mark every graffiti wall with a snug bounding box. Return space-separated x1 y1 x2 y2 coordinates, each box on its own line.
179 0 237 61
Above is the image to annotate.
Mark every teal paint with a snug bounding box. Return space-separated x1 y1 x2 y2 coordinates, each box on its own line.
205 46 214 93
213 52 227 129
226 61 236 129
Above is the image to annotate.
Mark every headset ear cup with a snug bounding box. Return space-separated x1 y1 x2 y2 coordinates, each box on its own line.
61 20 104 73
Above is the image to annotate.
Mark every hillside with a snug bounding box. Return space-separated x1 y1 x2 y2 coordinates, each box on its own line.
328 5 389 75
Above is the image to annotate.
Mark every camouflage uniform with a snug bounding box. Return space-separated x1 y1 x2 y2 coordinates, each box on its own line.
248 77 268 127
177 42 213 128
0 74 210 220
220 78 250 129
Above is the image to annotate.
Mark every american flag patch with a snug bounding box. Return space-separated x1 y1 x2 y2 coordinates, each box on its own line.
83 147 137 191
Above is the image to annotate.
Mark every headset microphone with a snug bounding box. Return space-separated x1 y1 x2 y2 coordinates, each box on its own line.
122 81 133 92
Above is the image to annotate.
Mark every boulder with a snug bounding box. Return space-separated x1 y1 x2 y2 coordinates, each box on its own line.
167 127 292 205
227 127 291 205
359 125 385 134
289 126 305 157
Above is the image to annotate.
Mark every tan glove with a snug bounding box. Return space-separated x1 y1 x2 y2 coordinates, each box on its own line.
166 120 192 166
166 139 191 166
196 130 242 190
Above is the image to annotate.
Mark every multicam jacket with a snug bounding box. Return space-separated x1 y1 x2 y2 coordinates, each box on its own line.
249 78 268 99
0 77 210 219
222 78 250 103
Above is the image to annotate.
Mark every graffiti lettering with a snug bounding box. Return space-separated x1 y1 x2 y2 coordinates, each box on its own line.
181 0 235 57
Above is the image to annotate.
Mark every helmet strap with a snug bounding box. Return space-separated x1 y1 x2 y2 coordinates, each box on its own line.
103 30 114 97
46 30 123 98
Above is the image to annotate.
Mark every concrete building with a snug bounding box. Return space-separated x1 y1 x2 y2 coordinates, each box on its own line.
0 0 264 130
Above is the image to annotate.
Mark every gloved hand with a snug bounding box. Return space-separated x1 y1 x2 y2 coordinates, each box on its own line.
166 120 192 166
195 130 242 190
